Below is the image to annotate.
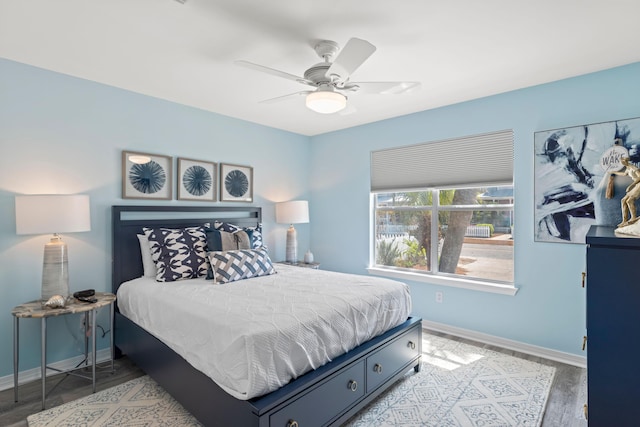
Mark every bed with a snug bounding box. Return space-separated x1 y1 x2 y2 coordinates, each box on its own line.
112 205 422 427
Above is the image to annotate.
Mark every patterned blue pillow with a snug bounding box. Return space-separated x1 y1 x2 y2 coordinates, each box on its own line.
247 224 263 249
144 226 208 282
214 221 263 249
208 247 276 284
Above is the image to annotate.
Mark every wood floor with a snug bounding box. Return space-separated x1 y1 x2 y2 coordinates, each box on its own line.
0 330 587 426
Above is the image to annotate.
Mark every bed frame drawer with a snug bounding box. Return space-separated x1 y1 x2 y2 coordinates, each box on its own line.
366 326 421 393
270 360 365 427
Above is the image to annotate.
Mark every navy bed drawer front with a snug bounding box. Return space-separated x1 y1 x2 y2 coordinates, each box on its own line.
270 360 365 427
366 327 421 393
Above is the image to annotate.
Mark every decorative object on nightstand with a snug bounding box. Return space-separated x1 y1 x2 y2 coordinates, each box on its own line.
44 295 66 308
275 200 309 263
304 250 314 264
15 195 91 301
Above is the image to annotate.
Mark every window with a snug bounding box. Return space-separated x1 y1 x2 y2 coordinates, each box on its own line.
373 186 514 284
369 130 515 294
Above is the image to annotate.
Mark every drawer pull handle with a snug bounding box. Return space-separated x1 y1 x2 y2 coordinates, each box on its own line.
287 420 299 427
408 341 416 350
348 380 358 392
581 272 586 288
373 363 383 374
582 336 587 351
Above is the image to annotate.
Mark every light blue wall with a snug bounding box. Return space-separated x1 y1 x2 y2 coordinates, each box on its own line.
309 61 640 356
0 58 311 377
2 55 638 381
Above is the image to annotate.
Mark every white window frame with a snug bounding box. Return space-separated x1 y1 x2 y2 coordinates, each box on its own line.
368 188 516 295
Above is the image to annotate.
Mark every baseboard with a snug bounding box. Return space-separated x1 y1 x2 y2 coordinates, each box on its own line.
422 320 587 369
0 348 112 392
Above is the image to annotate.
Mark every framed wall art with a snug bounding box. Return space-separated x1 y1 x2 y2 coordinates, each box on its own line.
177 158 217 201
220 163 253 202
122 151 172 200
534 116 640 244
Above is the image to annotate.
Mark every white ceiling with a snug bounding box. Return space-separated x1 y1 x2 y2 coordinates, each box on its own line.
1 0 639 136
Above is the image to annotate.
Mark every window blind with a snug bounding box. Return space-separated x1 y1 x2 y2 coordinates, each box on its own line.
370 129 514 192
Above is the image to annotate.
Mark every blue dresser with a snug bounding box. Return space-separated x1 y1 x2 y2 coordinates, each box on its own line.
586 225 640 426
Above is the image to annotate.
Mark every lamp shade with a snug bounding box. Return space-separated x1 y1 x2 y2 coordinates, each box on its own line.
275 200 309 224
305 91 347 114
16 195 91 235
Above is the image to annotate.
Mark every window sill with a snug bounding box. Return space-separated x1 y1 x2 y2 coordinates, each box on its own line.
367 267 518 296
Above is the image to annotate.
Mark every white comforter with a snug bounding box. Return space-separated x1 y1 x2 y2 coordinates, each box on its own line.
117 264 412 400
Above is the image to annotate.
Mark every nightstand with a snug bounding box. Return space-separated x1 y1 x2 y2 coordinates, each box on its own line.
12 292 116 410
278 261 320 269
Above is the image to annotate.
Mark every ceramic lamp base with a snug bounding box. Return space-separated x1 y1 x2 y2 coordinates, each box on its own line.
41 235 70 301
285 225 298 263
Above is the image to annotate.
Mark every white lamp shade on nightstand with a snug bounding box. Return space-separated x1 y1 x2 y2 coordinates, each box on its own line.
275 200 309 263
15 195 91 300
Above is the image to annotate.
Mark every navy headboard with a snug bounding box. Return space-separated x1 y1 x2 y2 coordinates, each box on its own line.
111 205 262 294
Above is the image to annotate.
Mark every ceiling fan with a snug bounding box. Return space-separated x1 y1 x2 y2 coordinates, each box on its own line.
236 38 420 114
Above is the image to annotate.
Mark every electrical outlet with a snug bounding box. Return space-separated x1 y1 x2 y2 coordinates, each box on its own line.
435 291 443 303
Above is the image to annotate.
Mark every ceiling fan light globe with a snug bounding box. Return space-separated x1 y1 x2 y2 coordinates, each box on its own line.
305 91 347 114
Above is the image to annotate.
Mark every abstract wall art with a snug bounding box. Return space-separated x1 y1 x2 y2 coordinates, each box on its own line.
177 158 216 201
220 163 253 202
122 151 172 200
534 116 640 244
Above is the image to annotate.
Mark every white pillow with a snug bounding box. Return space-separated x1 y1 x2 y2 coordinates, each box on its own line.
137 234 157 278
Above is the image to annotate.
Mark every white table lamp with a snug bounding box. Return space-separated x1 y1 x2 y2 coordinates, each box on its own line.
275 200 309 263
15 195 91 301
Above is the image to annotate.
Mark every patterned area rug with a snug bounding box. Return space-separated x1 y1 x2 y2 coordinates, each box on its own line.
345 333 556 426
27 332 555 427
26 376 201 427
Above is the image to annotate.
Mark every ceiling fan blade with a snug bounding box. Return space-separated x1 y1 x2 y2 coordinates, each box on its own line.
259 91 313 104
343 81 421 94
235 60 313 86
326 38 376 82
